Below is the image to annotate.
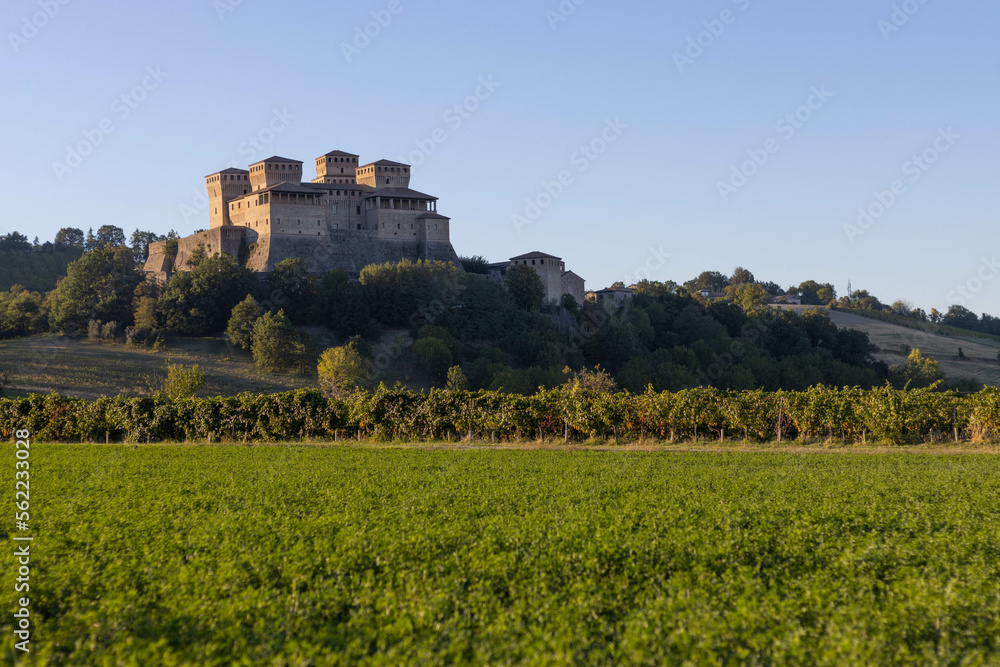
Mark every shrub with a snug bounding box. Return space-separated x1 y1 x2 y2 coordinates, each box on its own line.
162 363 206 400
226 295 263 351
446 365 470 391
318 345 375 397
252 310 312 374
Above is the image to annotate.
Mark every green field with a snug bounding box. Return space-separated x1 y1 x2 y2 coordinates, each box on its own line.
4 446 1000 665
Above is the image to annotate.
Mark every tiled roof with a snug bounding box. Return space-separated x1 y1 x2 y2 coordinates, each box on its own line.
206 167 249 177
253 156 303 164
363 159 410 168
511 251 561 261
363 187 436 200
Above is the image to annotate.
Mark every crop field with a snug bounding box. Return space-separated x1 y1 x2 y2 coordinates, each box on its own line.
4 446 1000 665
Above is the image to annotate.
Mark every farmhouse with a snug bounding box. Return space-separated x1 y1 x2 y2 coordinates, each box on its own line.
145 150 460 281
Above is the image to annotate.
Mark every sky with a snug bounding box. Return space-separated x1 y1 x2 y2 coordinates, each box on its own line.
2 0 998 315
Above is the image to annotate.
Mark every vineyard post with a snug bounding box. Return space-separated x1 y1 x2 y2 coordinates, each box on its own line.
777 402 783 443
953 405 959 443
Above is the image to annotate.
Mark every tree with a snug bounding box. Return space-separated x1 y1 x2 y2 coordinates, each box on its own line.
797 280 836 306
730 267 755 286
130 229 162 264
95 225 127 248
889 349 944 389
0 233 31 254
943 305 979 330
47 246 142 333
320 269 379 338
185 244 208 268
161 363 206 400
54 228 85 249
563 365 617 393
561 293 580 316
0 286 47 339
506 264 545 311
157 254 257 335
84 228 96 252
267 258 318 324
724 282 770 315
459 255 491 274
412 337 453 380
317 344 375 397
359 259 461 327
685 271 729 293
251 310 311 373
0 368 13 398
446 365 470 391
226 295 263 351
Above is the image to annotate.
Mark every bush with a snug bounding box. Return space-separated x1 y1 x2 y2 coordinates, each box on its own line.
446 365 470 391
251 310 312 374
318 345 375 397
226 295 263 351
412 337 452 380
162 363 206 400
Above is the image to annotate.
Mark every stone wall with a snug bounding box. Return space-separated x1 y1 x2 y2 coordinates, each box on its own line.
145 227 460 281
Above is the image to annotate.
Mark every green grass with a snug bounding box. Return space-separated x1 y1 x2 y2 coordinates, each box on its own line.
0 334 315 398
4 446 1000 665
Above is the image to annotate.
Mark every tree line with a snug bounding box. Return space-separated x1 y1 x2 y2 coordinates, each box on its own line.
0 245 987 394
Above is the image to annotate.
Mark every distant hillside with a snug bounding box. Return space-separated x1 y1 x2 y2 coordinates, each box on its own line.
781 306 1000 387
0 247 84 293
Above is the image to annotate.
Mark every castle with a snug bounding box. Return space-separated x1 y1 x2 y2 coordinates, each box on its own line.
145 150 460 280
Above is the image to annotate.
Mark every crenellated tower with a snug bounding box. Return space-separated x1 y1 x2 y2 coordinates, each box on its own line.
249 156 304 192
356 159 411 190
314 150 359 184
206 168 250 228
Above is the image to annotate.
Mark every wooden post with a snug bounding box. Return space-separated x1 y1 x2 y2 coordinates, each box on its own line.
777 405 783 443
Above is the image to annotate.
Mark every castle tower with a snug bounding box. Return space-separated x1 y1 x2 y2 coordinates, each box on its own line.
357 159 411 190
249 156 304 192
206 168 250 228
314 150 359 184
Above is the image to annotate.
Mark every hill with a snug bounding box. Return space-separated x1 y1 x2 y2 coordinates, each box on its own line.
780 306 1000 387
0 335 315 399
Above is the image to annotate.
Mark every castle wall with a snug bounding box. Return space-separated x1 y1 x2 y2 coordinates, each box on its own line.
151 150 461 282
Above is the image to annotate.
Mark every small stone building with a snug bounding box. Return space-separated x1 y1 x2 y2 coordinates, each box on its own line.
492 251 586 306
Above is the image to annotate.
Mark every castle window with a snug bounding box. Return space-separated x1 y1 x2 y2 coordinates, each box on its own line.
332 205 338 214
333 224 338 230
357 224 362 230
434 224 438 230
296 219 300 225
356 206 361 215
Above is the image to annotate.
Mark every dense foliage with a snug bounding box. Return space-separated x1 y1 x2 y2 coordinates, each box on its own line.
5 446 1000 664
6 232 996 391
2 384 999 445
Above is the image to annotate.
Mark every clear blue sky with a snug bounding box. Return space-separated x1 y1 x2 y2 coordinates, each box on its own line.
3 0 998 315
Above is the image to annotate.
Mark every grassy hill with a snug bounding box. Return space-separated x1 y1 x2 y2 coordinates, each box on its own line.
779 306 1000 387
0 335 316 399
